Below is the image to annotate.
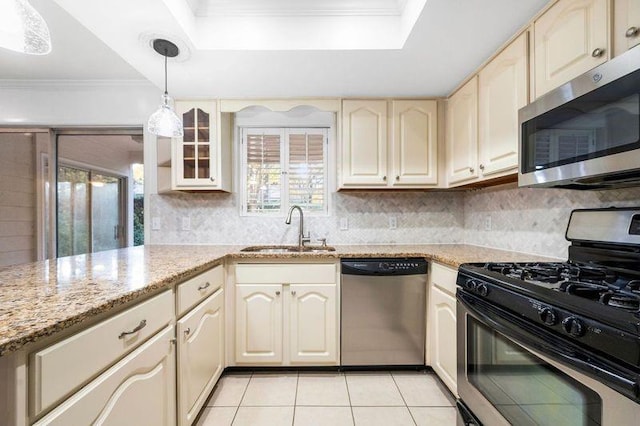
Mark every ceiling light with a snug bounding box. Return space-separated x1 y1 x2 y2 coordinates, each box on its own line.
0 0 51 55
147 39 183 138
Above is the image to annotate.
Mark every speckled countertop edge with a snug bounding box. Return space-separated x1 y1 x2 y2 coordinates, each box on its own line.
0 244 560 357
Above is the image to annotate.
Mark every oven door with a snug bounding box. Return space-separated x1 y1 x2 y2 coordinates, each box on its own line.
456 290 640 426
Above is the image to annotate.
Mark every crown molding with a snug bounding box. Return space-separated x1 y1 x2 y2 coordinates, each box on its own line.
0 79 154 90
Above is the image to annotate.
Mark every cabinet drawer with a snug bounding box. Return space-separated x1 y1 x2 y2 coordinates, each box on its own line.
177 266 223 317
33 325 176 426
30 290 174 416
235 263 336 284
431 263 458 296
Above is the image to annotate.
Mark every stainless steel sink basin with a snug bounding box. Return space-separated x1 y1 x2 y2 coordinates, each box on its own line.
240 245 336 253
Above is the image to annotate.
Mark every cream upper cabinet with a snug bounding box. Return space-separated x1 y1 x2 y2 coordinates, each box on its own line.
341 100 388 187
289 284 337 363
533 0 609 99
614 0 640 56
173 101 231 191
428 263 458 397
390 100 439 186
446 77 479 185
478 32 529 178
177 289 224 426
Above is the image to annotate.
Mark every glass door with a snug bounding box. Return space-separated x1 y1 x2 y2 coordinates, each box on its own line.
57 165 125 257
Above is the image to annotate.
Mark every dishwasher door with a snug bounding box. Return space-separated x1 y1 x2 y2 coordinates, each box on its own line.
341 272 426 366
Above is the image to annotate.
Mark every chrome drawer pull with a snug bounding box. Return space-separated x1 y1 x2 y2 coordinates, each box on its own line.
197 282 211 291
118 319 147 339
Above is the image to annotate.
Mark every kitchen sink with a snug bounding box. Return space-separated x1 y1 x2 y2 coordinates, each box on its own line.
240 245 336 253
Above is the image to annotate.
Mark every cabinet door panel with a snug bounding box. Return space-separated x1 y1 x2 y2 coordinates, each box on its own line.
534 0 608 98
174 101 219 188
341 100 388 186
177 289 224 426
479 32 528 177
34 326 175 426
235 285 283 363
392 100 438 186
429 287 457 396
614 0 640 55
446 77 479 185
289 285 337 364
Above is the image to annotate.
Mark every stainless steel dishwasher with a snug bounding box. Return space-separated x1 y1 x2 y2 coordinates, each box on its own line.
341 258 427 366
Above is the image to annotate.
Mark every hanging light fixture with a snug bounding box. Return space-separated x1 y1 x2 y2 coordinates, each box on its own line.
147 39 183 138
0 0 52 55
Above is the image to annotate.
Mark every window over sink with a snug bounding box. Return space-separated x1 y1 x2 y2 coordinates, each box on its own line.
240 127 328 216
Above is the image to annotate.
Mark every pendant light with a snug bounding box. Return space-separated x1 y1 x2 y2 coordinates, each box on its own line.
0 0 52 55
147 39 184 138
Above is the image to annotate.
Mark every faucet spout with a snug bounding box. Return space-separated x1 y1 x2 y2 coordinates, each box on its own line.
285 205 310 248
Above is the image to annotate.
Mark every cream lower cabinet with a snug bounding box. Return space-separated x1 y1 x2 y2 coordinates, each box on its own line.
428 263 458 396
177 288 224 426
234 263 338 366
533 0 609 99
33 325 176 425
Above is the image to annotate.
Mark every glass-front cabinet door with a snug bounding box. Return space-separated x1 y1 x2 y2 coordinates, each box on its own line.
174 101 219 188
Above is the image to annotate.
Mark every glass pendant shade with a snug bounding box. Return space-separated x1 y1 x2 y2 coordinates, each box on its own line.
148 93 184 138
0 0 52 55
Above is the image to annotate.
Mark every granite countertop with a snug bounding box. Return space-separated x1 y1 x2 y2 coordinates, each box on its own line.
0 244 559 357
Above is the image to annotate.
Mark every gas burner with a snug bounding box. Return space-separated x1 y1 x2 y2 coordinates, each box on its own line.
625 280 640 293
600 291 640 311
565 263 617 284
558 281 610 300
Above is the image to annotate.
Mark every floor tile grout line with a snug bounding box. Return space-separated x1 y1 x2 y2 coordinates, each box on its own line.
343 373 357 425
231 372 253 425
390 372 418 426
292 372 300 426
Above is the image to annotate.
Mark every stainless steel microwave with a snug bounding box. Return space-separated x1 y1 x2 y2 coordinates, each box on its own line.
518 45 640 189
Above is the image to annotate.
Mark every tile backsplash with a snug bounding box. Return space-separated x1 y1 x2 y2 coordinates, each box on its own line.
149 184 640 259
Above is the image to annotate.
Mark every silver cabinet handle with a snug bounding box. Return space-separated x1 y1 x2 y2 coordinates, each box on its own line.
626 26 638 38
209 177 215 182
395 175 400 181
592 48 604 57
479 164 485 170
197 282 210 291
469 167 475 173
291 291 297 296
382 175 387 181
184 327 191 336
275 291 281 296
118 319 147 339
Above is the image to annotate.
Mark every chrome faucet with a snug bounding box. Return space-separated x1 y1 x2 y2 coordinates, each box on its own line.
285 205 310 248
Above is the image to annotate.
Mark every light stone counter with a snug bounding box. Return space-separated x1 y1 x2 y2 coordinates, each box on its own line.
0 243 559 356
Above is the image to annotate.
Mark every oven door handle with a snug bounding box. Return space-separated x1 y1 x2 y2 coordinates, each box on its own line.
458 291 640 402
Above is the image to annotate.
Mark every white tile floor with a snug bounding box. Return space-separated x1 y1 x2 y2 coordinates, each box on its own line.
196 370 456 426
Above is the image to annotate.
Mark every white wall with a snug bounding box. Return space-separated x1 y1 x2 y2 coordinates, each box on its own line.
0 133 37 267
0 81 158 126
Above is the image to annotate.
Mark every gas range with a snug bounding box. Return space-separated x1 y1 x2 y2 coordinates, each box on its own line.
457 207 640 405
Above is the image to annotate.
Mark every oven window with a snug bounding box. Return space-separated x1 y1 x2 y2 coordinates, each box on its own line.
521 69 640 173
468 318 602 425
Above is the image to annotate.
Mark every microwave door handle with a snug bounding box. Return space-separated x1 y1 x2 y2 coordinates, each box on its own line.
458 292 639 401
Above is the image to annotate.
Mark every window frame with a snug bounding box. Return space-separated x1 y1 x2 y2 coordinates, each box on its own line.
240 126 329 217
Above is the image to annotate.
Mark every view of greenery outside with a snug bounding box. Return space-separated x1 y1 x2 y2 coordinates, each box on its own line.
132 164 144 246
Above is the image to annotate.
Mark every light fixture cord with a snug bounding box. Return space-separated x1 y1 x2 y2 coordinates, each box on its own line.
164 48 168 95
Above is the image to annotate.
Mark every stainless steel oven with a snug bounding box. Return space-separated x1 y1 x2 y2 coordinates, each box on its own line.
518 44 640 189
455 208 640 425
456 291 639 425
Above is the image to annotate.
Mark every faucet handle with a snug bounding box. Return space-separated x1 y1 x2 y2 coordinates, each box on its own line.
316 238 327 247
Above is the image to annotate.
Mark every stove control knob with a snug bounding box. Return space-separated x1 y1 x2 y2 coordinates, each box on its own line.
476 283 489 297
562 317 585 337
464 279 477 291
538 307 558 326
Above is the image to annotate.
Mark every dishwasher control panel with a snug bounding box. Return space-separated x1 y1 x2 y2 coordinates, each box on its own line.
341 258 427 275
